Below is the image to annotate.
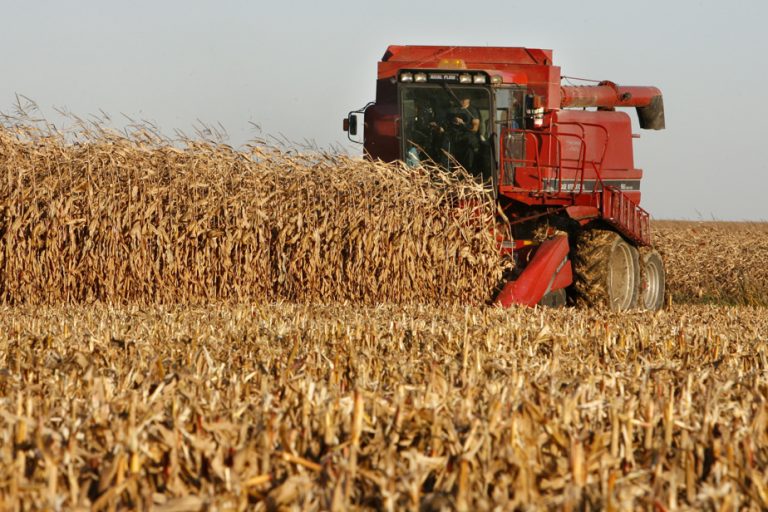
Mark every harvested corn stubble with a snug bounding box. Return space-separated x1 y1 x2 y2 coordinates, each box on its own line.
0 303 767 510
0 126 507 305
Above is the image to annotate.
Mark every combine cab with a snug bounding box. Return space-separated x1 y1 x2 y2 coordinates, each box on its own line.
344 46 666 310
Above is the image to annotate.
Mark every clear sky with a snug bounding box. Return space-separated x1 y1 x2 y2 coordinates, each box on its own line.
3 0 767 220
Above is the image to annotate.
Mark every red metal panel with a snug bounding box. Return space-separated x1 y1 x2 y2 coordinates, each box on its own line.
363 104 399 163
377 46 562 110
380 46 553 67
363 79 400 162
565 205 600 223
495 236 572 308
553 110 636 175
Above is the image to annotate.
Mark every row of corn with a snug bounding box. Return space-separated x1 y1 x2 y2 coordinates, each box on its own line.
0 126 505 305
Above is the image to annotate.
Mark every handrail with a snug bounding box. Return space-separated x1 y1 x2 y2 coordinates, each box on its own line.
553 121 609 197
602 185 651 246
499 123 650 245
500 129 552 192
500 121 608 196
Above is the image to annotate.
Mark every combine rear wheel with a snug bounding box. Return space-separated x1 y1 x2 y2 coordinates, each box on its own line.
574 230 640 311
639 249 665 311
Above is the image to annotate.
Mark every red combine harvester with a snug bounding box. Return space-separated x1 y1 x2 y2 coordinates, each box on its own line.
344 46 666 310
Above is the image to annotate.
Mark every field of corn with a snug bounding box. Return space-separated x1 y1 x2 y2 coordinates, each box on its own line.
0 125 505 306
1 126 767 510
654 220 768 307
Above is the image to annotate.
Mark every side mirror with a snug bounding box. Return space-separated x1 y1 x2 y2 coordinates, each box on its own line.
344 105 371 144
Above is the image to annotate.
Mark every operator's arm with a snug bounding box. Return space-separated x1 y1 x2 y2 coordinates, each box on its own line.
452 112 479 132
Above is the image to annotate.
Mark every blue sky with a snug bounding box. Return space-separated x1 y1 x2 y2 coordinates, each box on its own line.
2 0 767 220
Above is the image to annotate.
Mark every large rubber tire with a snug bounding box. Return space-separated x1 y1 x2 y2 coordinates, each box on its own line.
574 230 640 311
639 249 665 311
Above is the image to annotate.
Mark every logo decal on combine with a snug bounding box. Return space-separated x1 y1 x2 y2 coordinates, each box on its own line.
545 179 640 193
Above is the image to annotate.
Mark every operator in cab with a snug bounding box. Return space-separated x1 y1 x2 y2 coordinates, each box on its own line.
447 95 481 172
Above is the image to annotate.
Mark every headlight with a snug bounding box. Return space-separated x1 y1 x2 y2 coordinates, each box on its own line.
400 72 413 83
491 75 503 84
473 74 487 84
459 74 472 84
414 72 427 83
